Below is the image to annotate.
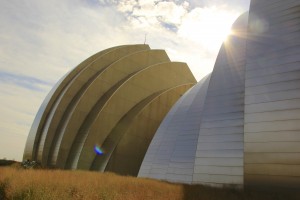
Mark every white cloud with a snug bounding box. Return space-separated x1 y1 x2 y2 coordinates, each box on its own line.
117 0 137 13
0 0 249 161
0 0 128 83
116 0 189 29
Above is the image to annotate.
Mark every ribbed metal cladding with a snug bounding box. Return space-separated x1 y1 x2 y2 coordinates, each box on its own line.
138 13 248 187
140 1 300 189
138 75 211 184
193 12 248 187
244 0 300 189
23 44 197 176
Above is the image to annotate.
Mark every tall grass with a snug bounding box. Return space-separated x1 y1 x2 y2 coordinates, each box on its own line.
0 167 182 200
0 167 299 200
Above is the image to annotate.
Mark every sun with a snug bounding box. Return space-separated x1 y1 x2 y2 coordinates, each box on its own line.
178 7 238 52
200 17 234 49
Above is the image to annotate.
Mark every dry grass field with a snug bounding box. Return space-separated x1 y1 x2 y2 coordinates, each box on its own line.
0 166 299 200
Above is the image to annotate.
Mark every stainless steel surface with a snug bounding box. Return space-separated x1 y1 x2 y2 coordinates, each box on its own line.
244 0 300 189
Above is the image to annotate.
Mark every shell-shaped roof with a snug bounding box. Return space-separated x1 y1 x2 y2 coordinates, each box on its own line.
23 44 196 176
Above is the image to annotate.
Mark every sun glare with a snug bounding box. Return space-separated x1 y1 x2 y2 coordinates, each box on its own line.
178 7 238 52
223 29 233 41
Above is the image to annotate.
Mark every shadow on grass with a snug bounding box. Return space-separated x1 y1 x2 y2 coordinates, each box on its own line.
183 184 300 200
0 178 9 200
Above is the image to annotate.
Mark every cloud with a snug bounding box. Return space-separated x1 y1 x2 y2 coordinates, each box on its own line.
0 0 127 83
116 0 188 31
0 0 250 160
190 0 250 10
0 71 52 92
0 82 47 160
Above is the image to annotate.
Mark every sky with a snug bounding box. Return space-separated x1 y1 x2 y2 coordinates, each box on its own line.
0 0 250 161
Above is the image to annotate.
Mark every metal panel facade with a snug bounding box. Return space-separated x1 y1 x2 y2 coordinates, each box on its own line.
139 12 248 187
244 0 300 189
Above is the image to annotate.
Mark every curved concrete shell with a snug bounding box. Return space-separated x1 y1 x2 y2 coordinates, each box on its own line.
93 84 194 176
23 45 121 161
23 44 197 175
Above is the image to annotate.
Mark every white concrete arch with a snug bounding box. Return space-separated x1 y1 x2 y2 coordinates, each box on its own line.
90 84 194 175
54 49 171 168
76 62 196 170
39 45 150 166
23 45 121 161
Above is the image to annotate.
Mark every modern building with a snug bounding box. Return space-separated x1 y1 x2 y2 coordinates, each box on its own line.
24 0 300 189
23 44 196 176
138 12 248 188
139 0 300 189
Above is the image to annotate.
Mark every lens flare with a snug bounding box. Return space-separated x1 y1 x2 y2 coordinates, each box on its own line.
94 145 104 155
